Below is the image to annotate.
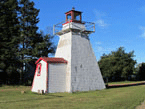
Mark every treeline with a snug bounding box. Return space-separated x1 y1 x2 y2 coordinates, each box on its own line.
0 0 55 85
98 47 145 82
1 0 145 85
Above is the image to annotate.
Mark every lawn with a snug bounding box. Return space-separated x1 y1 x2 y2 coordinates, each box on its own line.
0 84 145 109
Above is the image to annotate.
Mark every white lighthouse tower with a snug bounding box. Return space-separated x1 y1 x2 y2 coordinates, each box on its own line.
54 8 106 92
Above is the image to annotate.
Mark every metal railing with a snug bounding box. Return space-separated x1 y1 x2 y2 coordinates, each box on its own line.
53 20 95 35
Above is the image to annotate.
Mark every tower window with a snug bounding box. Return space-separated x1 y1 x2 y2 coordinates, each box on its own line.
37 63 42 76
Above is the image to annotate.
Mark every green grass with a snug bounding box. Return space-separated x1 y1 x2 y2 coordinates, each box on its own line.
108 81 145 85
0 85 145 109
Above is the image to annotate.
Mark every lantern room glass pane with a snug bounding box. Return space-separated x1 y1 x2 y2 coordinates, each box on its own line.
67 14 71 21
74 13 80 21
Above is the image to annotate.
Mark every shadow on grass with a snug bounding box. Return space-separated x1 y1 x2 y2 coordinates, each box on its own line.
107 82 145 89
29 91 64 98
45 94 63 98
0 84 21 87
0 94 64 104
72 90 92 94
0 83 32 87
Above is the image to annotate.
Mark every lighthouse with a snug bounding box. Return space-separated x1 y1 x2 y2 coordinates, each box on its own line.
31 8 105 94
54 8 106 92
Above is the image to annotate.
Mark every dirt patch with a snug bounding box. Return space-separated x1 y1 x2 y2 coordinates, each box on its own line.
136 100 145 109
108 81 145 88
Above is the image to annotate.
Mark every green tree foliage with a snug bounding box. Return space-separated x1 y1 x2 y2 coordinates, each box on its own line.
98 47 136 81
0 0 20 84
18 0 55 84
18 0 40 62
137 63 145 80
33 31 55 57
0 0 55 85
18 0 55 61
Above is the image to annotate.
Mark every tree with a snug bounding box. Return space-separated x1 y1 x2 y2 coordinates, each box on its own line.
137 63 145 80
19 0 40 60
18 0 55 84
0 0 20 84
33 31 55 57
18 0 41 83
0 0 55 85
98 47 136 81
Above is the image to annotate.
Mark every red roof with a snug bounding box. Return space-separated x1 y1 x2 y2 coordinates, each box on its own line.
35 57 67 64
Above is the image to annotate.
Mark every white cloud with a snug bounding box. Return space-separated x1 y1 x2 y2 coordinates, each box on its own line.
94 10 109 28
139 6 145 14
96 19 107 28
96 46 104 52
139 26 145 39
95 41 102 45
94 10 106 19
96 46 113 54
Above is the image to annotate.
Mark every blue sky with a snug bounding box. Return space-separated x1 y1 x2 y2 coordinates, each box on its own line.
32 0 145 64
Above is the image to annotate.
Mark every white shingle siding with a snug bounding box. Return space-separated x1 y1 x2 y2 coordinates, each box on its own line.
71 34 105 92
55 23 106 92
48 63 67 93
55 32 72 92
31 60 47 93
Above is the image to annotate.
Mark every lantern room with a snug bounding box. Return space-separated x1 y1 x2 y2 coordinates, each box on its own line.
65 7 82 24
53 8 95 35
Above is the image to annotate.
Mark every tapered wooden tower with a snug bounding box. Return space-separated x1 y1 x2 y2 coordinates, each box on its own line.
54 8 106 92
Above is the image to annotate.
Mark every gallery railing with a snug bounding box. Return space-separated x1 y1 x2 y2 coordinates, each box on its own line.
53 20 95 35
